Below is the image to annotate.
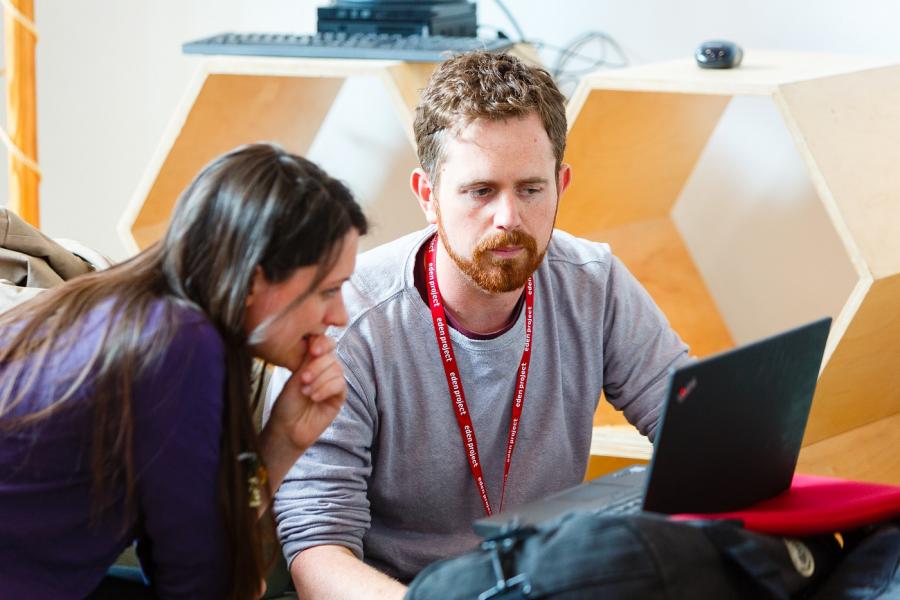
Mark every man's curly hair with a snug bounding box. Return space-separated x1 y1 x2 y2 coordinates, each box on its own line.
413 51 567 183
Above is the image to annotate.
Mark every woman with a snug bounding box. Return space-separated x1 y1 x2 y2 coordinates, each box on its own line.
0 143 367 599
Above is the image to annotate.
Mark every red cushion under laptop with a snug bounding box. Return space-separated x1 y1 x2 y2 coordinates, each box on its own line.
678 474 900 535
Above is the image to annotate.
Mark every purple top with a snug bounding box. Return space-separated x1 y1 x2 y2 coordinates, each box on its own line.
0 300 228 598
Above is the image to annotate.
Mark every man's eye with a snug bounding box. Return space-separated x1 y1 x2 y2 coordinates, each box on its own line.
469 188 492 198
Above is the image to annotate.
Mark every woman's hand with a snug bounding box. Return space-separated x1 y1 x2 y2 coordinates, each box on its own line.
258 335 347 513
265 334 347 454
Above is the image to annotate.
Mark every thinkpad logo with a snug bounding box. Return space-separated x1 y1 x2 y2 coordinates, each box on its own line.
675 378 698 403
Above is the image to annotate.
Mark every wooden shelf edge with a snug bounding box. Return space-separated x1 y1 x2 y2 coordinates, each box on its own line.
590 425 653 460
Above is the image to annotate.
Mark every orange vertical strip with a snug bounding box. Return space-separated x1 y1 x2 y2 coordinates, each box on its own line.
4 0 40 227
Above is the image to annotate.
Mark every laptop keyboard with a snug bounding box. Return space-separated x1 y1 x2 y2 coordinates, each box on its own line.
594 493 643 515
182 32 515 63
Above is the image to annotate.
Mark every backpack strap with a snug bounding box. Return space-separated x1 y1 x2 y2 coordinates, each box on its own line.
700 520 791 599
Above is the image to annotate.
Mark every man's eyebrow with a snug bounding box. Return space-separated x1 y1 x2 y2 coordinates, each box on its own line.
457 179 496 189
457 177 550 188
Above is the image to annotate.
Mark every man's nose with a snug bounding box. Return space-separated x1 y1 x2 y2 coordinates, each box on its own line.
493 192 521 230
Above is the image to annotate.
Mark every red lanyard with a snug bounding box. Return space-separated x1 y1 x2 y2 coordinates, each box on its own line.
425 234 535 516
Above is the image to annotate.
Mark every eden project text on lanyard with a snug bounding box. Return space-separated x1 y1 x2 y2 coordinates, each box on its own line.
424 234 535 516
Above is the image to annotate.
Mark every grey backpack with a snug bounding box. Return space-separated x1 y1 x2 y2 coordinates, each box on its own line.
406 511 858 600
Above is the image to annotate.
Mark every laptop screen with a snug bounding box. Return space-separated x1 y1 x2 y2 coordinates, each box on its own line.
642 317 831 514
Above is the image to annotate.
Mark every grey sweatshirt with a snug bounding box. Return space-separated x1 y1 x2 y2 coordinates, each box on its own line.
269 227 690 581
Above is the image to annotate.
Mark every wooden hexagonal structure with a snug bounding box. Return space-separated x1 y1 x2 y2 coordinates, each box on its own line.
120 51 898 484
117 55 442 253
118 47 542 255
567 52 900 484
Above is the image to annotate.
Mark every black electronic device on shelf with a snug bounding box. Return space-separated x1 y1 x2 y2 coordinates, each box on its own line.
182 0 513 62
318 0 477 37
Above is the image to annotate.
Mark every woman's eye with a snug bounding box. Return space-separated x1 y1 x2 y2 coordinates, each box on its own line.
321 288 340 299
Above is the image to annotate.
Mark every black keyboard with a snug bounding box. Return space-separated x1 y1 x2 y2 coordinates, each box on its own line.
183 32 514 63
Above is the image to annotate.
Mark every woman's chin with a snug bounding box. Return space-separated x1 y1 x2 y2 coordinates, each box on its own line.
251 338 308 372
284 356 304 373
269 351 304 372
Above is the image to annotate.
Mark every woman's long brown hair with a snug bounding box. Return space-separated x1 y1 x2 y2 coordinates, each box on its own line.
0 143 367 599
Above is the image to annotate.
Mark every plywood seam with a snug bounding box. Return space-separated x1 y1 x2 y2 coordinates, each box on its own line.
117 63 212 255
824 277 873 372
771 87 875 372
565 84 591 132
379 68 417 148
770 87 872 282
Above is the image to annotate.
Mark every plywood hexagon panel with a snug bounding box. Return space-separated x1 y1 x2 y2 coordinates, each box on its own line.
117 47 542 253
118 56 440 253
569 52 900 484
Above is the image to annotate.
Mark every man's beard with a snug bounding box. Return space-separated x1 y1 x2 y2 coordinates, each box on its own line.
436 210 546 294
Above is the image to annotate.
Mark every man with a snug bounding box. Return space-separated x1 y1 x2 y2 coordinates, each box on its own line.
268 51 690 598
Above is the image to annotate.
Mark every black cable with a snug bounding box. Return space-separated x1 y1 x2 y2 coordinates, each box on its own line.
551 32 629 78
480 3 629 95
476 24 510 40
490 0 527 42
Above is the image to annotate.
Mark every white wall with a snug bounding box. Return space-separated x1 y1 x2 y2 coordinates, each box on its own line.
3 0 900 343
13 0 319 260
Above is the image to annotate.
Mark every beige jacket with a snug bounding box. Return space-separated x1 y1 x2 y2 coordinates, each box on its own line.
0 208 109 313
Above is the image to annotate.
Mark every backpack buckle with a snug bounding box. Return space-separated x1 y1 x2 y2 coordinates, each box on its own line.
477 523 536 600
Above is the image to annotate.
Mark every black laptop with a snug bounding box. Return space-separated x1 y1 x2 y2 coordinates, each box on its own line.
474 317 832 537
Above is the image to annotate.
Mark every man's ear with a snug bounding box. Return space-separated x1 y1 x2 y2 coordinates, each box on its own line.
557 163 572 198
411 168 438 225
